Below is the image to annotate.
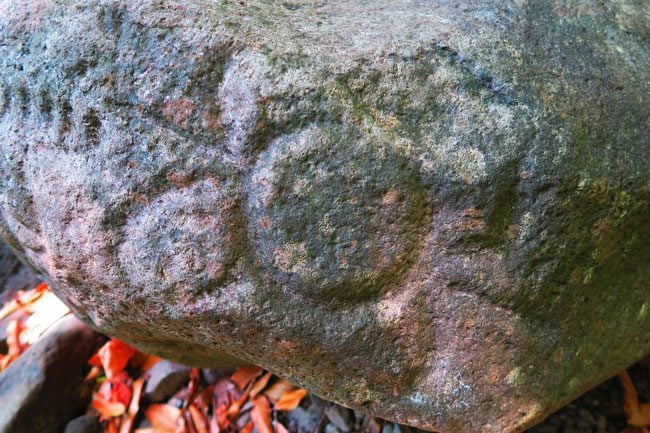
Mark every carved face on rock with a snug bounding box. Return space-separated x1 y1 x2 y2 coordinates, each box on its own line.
0 1 649 433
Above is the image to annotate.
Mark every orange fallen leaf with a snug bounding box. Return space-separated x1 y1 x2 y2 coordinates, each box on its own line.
250 396 274 433
183 409 197 433
0 283 47 320
274 388 308 411
231 366 263 390
1 320 27 371
7 319 25 352
85 366 103 382
93 339 137 379
250 371 273 398
140 354 163 372
0 299 20 321
21 290 70 344
128 350 159 372
189 403 209 433
187 367 202 404
226 387 250 418
213 378 239 411
240 420 254 433
92 393 126 418
264 379 298 403
145 404 183 433
106 419 119 433
619 371 650 428
195 386 214 414
215 401 231 431
131 378 145 409
119 377 145 433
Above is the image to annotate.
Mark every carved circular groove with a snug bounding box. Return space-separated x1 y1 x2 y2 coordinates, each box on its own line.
247 126 430 301
119 180 236 294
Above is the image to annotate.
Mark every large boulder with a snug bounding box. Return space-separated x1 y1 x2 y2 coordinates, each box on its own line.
0 1 648 432
0 316 105 433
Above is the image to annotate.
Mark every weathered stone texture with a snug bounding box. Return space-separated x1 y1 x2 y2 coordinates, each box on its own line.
0 1 648 432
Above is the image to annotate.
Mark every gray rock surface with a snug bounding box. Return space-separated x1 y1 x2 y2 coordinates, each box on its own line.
143 360 192 403
326 405 353 433
62 415 103 433
0 316 105 433
0 242 19 290
0 239 40 304
0 1 648 432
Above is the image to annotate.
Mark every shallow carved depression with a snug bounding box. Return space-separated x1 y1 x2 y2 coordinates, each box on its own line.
246 126 431 301
119 180 237 295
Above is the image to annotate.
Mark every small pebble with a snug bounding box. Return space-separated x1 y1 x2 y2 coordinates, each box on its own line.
143 360 191 403
325 405 351 432
325 424 341 433
562 424 576 433
286 406 321 433
63 415 102 433
576 419 591 430
579 408 596 425
368 417 382 433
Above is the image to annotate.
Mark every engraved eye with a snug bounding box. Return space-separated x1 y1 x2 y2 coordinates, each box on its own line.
246 126 431 301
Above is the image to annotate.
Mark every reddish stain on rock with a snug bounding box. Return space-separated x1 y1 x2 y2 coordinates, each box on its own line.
0 0 52 30
162 97 195 129
200 101 223 133
167 171 195 188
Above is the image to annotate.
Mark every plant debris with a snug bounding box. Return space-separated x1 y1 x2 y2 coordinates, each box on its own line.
83 336 308 433
0 282 69 371
619 371 650 432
